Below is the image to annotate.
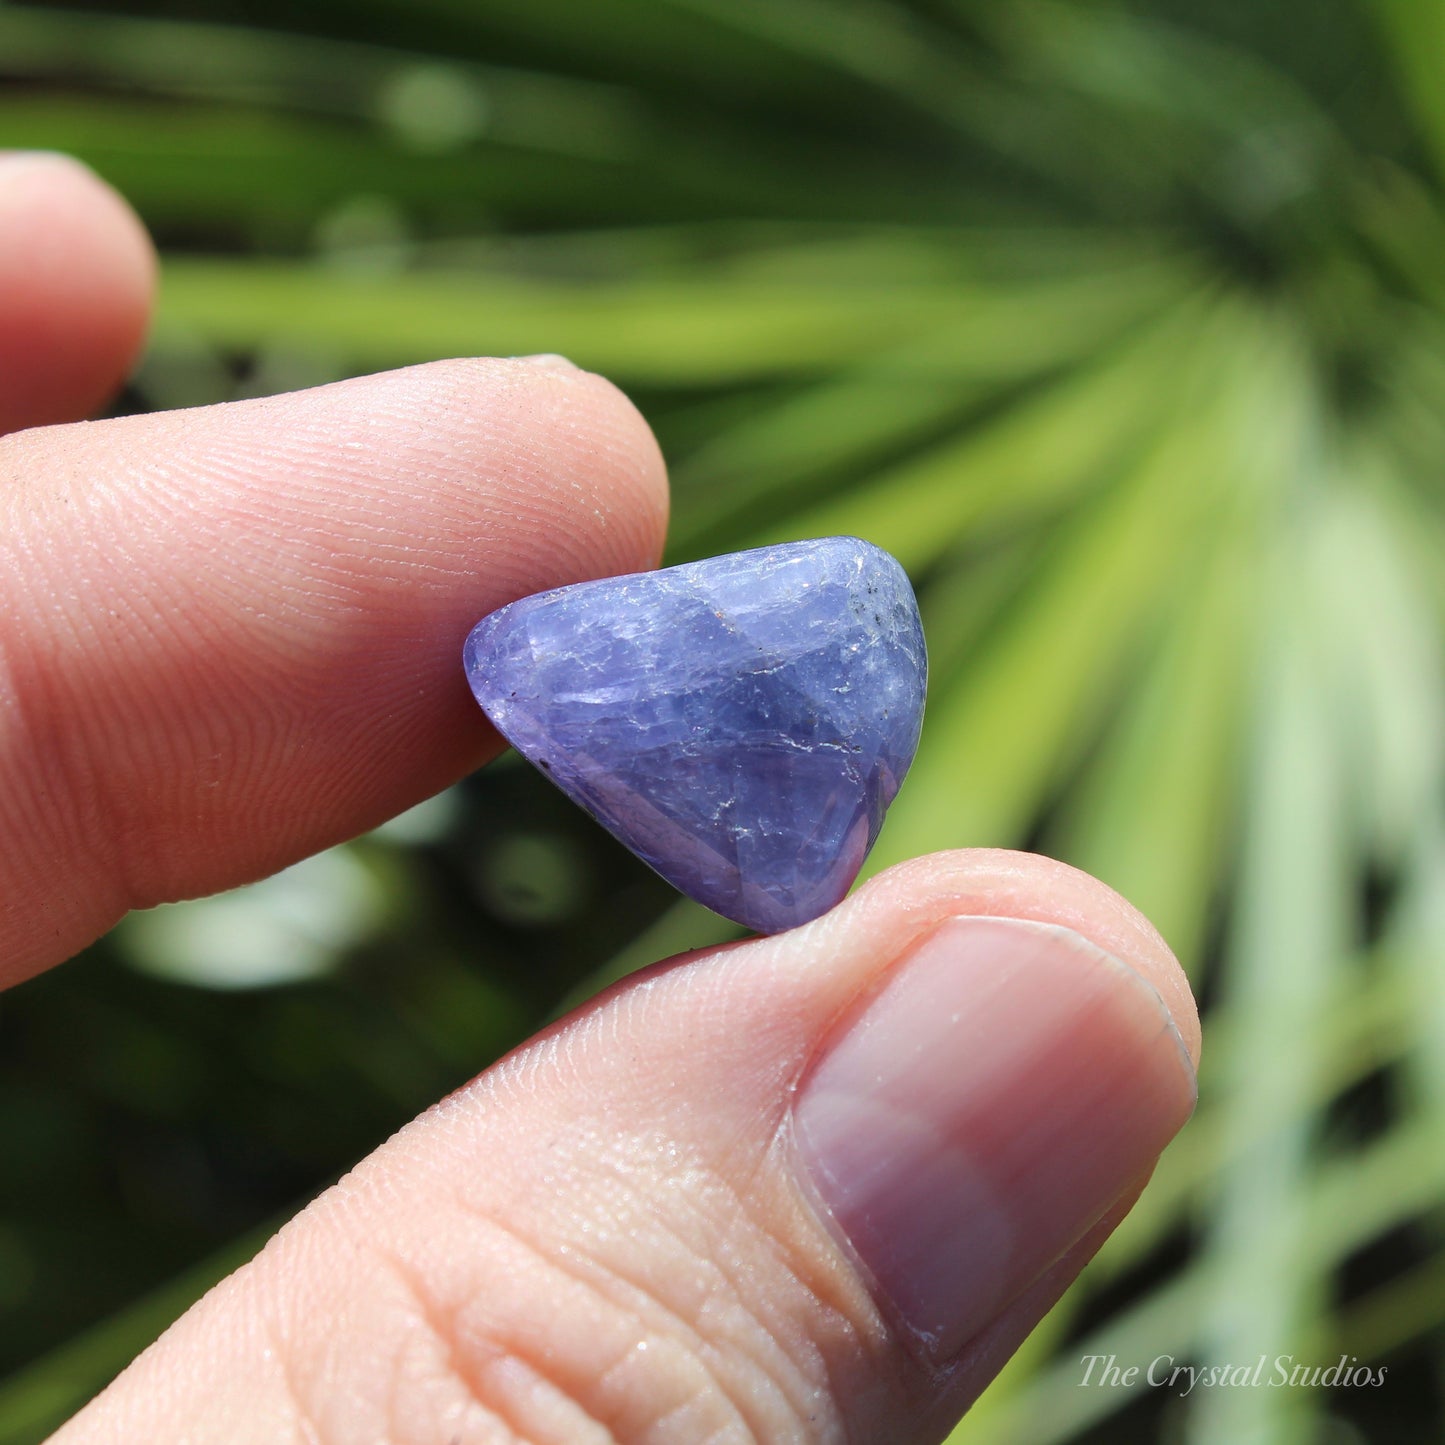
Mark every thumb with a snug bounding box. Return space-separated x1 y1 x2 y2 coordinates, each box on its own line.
55 850 1199 1445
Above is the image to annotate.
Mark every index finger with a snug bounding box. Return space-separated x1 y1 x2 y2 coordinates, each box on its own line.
0 357 669 983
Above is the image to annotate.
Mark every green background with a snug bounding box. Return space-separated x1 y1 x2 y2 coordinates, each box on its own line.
4 0 1445 1440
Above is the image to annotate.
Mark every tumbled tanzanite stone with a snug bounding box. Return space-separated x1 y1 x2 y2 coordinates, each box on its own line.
463 537 926 934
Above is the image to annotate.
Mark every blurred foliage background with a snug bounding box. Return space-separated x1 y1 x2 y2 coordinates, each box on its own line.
3 0 1445 1440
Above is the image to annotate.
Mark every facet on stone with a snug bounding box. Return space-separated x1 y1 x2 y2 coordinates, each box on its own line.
463 537 927 934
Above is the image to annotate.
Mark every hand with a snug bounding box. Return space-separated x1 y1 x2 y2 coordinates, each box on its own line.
1 153 1200 1444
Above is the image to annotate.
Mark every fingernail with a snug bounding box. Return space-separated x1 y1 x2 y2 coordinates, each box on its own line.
792 915 1197 1361
510 353 580 370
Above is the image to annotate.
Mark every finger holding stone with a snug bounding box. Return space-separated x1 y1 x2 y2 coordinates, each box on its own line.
0 152 155 434
0 357 668 983
50 849 1199 1445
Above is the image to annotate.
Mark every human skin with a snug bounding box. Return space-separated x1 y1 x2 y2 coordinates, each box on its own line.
0 152 1200 1444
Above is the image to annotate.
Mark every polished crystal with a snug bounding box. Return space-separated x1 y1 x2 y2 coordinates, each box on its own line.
463 537 926 933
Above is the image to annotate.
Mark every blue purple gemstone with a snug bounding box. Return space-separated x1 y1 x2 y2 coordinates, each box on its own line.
463 537 926 934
